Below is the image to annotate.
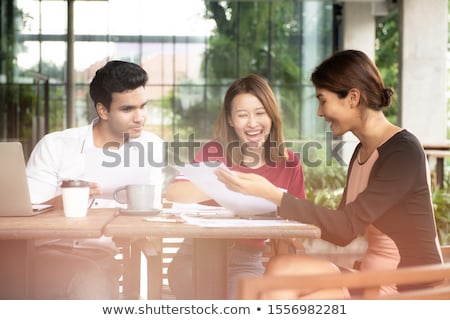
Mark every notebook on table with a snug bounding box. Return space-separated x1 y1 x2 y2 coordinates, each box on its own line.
0 142 53 216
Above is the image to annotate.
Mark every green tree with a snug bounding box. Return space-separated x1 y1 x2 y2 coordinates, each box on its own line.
173 0 314 139
203 1 302 81
375 8 399 125
0 0 36 143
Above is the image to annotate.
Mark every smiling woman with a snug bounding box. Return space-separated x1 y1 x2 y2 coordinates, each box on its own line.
165 73 307 299
215 50 444 299
228 93 272 151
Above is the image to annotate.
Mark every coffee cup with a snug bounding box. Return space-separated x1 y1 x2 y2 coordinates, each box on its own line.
113 184 162 211
61 179 90 217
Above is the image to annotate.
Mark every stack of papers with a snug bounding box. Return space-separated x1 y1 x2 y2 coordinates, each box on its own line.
179 213 304 228
163 202 235 217
143 203 234 223
143 204 304 228
174 162 279 217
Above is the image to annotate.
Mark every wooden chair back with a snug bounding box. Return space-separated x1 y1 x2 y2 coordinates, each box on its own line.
238 262 450 300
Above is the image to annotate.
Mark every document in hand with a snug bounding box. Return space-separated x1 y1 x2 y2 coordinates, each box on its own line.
84 147 155 198
174 162 279 216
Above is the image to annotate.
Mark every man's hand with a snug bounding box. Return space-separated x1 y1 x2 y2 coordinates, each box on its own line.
88 182 101 197
42 181 101 210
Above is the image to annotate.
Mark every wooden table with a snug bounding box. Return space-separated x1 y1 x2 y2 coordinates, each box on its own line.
0 208 117 299
104 214 321 300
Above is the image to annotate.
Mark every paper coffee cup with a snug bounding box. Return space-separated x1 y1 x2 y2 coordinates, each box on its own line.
61 180 90 217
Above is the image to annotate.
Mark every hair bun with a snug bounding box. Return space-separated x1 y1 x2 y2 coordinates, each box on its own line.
381 88 394 107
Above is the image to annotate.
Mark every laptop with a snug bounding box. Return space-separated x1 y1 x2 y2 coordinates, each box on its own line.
0 141 53 216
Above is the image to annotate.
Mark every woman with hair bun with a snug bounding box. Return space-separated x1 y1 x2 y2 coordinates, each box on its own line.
216 50 443 299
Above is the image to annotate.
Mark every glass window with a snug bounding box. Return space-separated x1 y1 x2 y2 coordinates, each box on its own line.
4 0 334 145
16 0 40 35
17 41 40 70
74 1 109 35
41 41 66 79
40 0 67 35
74 41 112 74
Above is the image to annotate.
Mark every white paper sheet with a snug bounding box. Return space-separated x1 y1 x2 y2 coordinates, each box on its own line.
174 162 278 216
145 204 304 227
180 213 305 228
84 147 152 199
163 203 235 216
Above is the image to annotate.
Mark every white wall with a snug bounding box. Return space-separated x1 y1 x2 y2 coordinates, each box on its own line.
399 0 448 145
338 0 448 164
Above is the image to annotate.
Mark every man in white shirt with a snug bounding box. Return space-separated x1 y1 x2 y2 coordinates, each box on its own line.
27 60 164 299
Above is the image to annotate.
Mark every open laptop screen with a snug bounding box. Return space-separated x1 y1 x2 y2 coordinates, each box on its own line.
0 142 53 216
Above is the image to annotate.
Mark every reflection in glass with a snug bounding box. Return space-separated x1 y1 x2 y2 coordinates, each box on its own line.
3 0 333 146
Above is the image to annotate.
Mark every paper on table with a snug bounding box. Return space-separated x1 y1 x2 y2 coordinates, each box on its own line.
174 162 279 216
144 205 234 223
180 213 305 228
163 203 235 217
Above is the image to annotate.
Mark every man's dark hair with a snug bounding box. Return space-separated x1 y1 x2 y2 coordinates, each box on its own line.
89 60 148 111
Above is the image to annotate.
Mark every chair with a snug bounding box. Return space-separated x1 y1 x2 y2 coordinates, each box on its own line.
143 237 182 299
114 238 147 299
114 236 179 300
268 238 305 256
123 240 450 299
116 236 304 299
237 262 450 300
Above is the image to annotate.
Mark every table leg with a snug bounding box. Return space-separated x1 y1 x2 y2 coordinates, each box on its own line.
0 240 33 299
119 239 142 299
192 239 227 299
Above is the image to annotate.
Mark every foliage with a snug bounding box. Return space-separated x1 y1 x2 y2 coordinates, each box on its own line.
46 85 66 132
172 0 312 139
302 148 346 210
1 2 64 141
303 150 450 245
203 1 302 81
375 8 399 125
172 100 218 139
375 6 450 244
432 180 450 245
1 84 36 140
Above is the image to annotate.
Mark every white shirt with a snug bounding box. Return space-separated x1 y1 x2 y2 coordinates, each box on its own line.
26 118 165 251
27 118 165 204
